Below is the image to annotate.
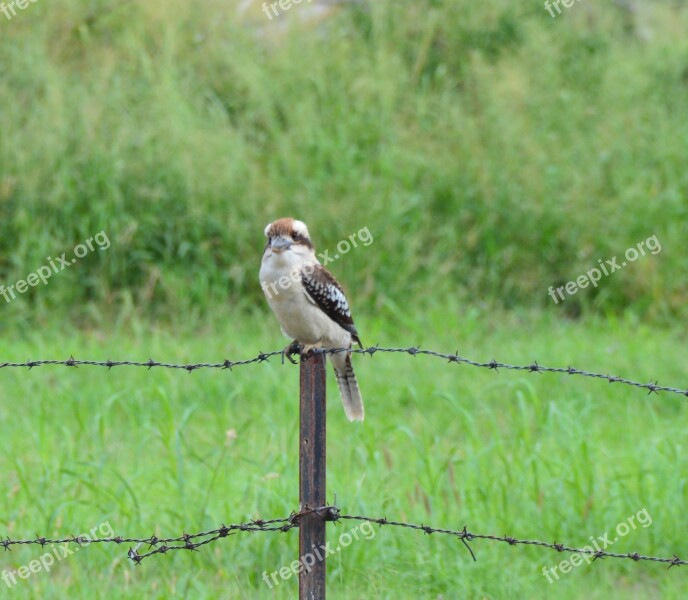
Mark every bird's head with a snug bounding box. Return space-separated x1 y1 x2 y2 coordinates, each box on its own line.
263 218 315 261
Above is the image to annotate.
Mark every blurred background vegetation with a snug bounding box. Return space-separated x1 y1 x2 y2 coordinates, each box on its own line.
0 0 686 328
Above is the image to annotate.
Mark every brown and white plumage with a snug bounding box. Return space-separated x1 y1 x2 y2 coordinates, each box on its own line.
259 217 364 421
301 264 361 344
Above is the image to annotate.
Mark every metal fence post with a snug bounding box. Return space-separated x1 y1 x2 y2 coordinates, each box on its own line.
299 350 327 600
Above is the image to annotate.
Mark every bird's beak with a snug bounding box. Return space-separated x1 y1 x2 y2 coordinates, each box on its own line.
270 235 292 253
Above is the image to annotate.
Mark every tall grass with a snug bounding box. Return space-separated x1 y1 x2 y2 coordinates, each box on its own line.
1 308 686 598
0 0 686 327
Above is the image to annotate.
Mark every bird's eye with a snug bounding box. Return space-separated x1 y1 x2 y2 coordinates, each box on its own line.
293 233 302 242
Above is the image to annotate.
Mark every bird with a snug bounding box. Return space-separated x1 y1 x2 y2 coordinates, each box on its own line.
259 217 364 421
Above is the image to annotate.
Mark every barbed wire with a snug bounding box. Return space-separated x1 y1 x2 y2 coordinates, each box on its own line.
2 506 684 568
2 348 686 573
0 510 311 565
335 512 687 568
0 351 285 372
1 345 686 398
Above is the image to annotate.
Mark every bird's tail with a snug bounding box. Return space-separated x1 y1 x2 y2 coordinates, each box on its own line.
331 352 364 421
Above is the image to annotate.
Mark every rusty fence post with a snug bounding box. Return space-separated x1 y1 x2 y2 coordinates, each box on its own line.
299 350 327 600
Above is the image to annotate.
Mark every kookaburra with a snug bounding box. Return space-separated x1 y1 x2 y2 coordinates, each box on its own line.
259 217 364 421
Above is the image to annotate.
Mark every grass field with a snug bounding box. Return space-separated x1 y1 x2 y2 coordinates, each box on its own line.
1 0 687 325
1 308 687 598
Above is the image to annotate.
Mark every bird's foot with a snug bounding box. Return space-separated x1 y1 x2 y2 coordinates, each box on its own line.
299 343 322 359
282 340 303 365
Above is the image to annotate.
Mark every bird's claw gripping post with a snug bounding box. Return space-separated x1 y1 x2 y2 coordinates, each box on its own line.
283 340 303 365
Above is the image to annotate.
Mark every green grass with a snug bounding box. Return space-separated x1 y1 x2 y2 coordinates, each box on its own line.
1 0 688 324
1 307 686 598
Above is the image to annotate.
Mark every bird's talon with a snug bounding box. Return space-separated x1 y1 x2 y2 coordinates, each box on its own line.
283 341 302 364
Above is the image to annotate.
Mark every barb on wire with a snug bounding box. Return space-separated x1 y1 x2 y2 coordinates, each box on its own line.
1 346 686 399
2 507 684 568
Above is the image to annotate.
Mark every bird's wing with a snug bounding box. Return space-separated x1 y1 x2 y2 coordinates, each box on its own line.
301 263 361 346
